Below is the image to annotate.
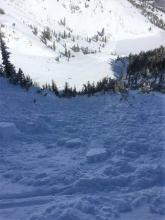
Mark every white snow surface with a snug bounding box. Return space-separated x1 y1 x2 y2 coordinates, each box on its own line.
0 0 165 89
0 78 164 220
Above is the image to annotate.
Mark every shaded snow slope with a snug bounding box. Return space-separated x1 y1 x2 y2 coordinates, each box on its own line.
0 78 165 220
0 0 165 88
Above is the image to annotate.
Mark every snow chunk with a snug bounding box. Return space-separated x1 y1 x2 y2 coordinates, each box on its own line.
65 138 82 148
0 122 19 140
86 148 108 163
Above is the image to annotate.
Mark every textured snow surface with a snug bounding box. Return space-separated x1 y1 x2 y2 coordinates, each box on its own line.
0 78 164 220
0 122 19 140
86 148 108 163
0 0 165 88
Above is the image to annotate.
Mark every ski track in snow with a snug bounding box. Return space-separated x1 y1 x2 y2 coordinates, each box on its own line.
0 78 165 220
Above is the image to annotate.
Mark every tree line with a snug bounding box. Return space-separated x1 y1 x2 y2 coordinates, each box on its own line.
0 33 33 90
43 77 121 98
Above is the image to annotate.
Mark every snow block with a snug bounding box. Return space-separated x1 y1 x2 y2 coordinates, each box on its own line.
0 122 19 140
65 138 82 148
86 148 108 163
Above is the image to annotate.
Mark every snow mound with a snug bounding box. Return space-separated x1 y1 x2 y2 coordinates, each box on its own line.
65 138 82 148
0 122 19 140
86 148 108 163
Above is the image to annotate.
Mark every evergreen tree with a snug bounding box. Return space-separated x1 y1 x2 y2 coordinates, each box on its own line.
51 80 59 96
17 68 25 85
0 34 16 78
41 27 52 45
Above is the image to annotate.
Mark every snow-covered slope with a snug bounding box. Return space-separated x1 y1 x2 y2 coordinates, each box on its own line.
0 0 165 88
0 78 165 220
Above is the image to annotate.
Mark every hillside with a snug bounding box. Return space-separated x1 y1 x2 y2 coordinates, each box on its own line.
0 0 165 89
0 1 165 220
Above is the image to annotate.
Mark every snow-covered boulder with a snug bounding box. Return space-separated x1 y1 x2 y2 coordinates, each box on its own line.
65 138 82 148
0 122 19 140
86 148 108 163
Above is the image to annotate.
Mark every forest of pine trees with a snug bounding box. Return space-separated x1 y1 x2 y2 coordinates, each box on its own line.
127 46 165 91
42 77 118 98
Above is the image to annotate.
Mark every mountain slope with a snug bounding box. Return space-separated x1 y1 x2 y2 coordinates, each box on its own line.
0 0 165 88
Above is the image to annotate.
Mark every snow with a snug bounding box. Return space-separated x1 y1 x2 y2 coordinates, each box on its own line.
0 78 164 220
0 122 19 140
86 148 108 163
0 0 164 89
65 138 82 148
0 0 165 219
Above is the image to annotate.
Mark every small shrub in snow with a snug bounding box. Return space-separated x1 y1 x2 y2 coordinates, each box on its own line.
40 27 52 45
32 27 38 36
0 8 5 15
